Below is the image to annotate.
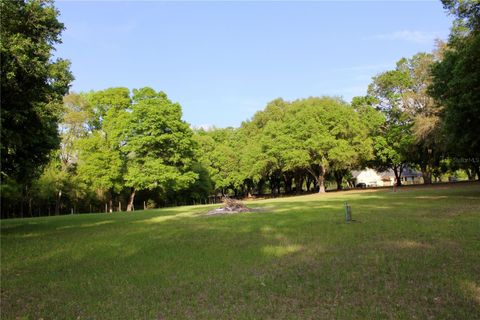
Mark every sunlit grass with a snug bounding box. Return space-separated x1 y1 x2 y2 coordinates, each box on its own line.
1 183 479 319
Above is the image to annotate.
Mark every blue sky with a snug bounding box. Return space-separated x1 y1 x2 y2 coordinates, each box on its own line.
55 1 453 128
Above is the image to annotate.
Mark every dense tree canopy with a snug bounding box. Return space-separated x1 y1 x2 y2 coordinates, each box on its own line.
366 53 445 184
2 0 479 218
122 89 198 210
430 0 480 177
1 0 73 184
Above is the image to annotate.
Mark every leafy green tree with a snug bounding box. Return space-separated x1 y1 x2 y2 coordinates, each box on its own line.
240 100 286 195
430 1 480 178
0 177 22 218
280 97 372 193
123 88 198 210
76 131 124 212
35 155 70 215
351 95 386 187
396 53 443 184
194 128 244 196
367 62 417 185
1 0 73 185
75 88 131 212
85 87 131 130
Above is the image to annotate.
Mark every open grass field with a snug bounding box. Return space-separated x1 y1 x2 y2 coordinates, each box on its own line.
1 183 480 319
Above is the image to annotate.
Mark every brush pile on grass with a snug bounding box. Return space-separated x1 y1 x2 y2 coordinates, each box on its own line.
206 197 251 215
221 197 251 212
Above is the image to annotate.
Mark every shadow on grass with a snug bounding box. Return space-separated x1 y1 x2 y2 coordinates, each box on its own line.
1 183 479 318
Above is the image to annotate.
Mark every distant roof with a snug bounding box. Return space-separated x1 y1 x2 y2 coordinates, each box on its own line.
351 167 421 178
379 170 395 178
402 166 422 177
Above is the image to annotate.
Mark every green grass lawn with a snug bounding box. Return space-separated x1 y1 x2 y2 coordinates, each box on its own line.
1 183 480 319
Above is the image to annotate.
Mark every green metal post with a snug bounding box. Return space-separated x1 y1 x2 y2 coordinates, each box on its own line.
344 201 352 223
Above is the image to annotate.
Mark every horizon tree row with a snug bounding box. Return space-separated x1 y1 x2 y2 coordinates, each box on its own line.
2 0 478 218
3 76 477 218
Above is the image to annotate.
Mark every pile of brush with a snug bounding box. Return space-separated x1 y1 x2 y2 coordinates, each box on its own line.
220 197 251 212
206 197 251 216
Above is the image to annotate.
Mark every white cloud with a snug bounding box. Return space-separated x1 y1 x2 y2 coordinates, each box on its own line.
366 30 438 44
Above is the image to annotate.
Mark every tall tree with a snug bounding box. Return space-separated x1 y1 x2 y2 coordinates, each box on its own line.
123 88 198 210
282 97 372 193
399 53 444 184
430 0 480 178
194 128 243 196
76 131 124 213
367 61 417 186
75 88 131 212
1 0 73 184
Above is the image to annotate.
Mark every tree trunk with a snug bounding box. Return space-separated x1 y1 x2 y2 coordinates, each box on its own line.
284 178 292 194
421 169 432 184
318 174 326 193
108 189 113 213
334 171 344 190
474 165 480 181
309 165 326 193
283 173 293 194
393 166 402 187
295 173 303 195
270 177 276 195
466 168 475 180
55 190 62 215
20 190 25 218
420 164 432 184
127 188 136 212
423 173 432 184
256 179 265 196
28 197 32 217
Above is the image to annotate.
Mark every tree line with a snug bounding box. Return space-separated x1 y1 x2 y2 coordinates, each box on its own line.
1 0 479 218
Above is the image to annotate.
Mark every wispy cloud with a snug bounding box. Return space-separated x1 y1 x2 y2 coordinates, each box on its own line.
365 30 438 44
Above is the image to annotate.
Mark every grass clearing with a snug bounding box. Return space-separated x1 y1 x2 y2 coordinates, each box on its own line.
1 183 480 319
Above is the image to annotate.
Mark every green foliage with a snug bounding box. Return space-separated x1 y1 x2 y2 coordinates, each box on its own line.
430 27 480 157
85 87 132 130
4 0 480 218
194 128 243 194
0 0 73 183
365 53 442 183
442 0 480 38
74 88 131 198
291 97 372 171
123 89 198 193
76 131 125 194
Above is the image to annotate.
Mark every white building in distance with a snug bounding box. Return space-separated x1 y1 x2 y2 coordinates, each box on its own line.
351 167 422 187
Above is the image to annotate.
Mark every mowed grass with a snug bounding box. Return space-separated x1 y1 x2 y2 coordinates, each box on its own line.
1 183 479 319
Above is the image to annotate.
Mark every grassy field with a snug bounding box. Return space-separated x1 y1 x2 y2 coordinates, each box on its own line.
1 183 479 319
